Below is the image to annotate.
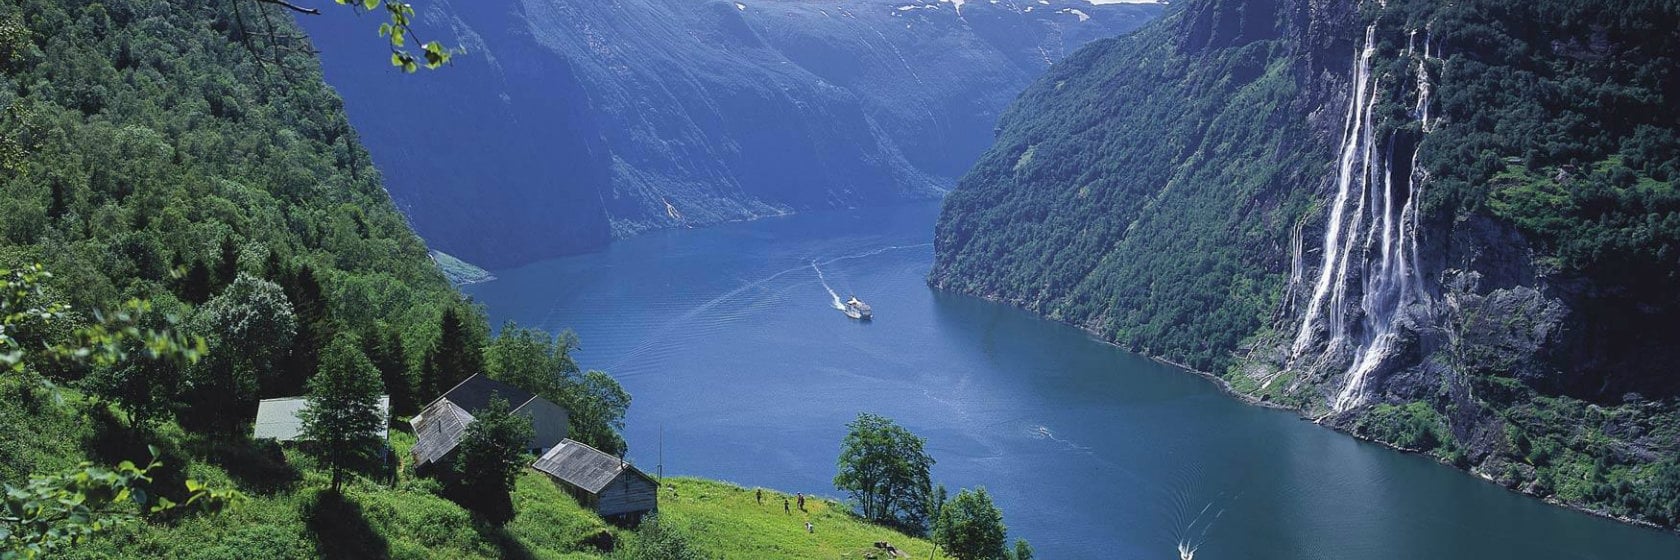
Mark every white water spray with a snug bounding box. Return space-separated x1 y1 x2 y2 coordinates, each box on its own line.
1290 26 1439 412
811 260 845 310
1174 497 1230 560
1292 25 1379 358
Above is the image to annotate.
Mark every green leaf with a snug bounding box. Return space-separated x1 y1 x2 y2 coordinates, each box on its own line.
363 0 380 10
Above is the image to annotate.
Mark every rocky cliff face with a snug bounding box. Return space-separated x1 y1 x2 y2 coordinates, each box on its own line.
935 0 1680 528
297 0 1160 268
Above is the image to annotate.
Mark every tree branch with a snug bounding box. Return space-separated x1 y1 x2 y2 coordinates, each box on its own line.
254 0 321 15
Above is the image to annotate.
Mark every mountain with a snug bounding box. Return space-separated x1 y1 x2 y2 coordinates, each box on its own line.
296 0 1162 269
933 0 1680 528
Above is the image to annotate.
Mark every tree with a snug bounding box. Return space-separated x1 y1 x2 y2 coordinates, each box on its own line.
178 259 212 305
485 322 570 404
484 325 629 454
421 305 483 400
567 370 631 456
933 487 1007 560
278 264 331 398
450 396 532 524
182 274 296 434
927 483 949 536
81 296 194 427
300 336 386 493
834 413 934 532
214 236 240 292
363 323 414 417
1011 539 1034 560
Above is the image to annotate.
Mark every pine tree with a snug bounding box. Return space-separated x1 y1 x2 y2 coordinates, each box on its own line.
179 259 212 304
280 264 333 396
422 305 483 400
364 324 414 417
214 236 240 291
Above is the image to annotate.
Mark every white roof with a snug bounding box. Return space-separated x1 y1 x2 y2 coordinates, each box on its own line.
253 395 390 442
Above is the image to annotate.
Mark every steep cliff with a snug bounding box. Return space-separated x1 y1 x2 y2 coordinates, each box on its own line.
298 0 1162 268
933 0 1680 528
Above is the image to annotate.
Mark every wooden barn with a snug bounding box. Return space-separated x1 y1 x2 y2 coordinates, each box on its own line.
532 438 658 524
410 373 569 468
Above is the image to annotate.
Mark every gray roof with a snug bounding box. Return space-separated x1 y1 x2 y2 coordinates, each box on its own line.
433 373 537 416
531 439 651 494
253 396 389 442
410 398 474 466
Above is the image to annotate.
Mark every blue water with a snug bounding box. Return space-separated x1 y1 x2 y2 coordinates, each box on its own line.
464 203 1680 559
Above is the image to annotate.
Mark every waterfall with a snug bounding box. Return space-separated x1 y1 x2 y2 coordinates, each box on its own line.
1291 26 1378 358
1291 26 1438 412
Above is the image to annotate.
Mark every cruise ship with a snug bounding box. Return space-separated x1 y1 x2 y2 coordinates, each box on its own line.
843 296 872 320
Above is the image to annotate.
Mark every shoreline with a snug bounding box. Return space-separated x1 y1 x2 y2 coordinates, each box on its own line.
951 285 1679 538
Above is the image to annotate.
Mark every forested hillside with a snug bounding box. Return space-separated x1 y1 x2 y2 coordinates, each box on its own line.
0 0 480 448
933 0 1680 529
298 0 1163 268
0 0 615 555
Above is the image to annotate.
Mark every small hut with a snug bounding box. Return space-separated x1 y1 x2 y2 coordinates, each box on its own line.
532 439 658 524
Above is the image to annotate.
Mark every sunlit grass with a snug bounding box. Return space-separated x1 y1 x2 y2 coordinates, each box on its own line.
656 477 934 559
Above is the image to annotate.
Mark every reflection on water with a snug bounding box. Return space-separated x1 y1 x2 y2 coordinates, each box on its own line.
465 203 1680 559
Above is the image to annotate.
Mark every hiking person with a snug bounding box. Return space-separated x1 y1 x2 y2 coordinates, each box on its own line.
797 492 805 511
784 497 790 514
756 488 763 505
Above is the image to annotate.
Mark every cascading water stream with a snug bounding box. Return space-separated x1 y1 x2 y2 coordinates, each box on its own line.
1292 25 1379 358
1291 26 1438 412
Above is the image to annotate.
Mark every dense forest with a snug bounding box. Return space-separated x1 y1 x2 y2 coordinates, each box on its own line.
0 0 658 556
933 0 1680 529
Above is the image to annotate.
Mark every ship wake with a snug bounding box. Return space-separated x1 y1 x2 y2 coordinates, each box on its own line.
812 260 845 310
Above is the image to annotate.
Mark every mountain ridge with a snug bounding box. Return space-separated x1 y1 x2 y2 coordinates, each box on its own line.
299 0 1162 268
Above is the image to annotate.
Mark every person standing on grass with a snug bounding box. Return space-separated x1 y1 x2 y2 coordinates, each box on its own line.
784 497 791 514
757 488 763 505
797 492 806 511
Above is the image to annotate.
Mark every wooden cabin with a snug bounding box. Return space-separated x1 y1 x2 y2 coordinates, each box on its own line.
410 373 569 468
532 438 658 524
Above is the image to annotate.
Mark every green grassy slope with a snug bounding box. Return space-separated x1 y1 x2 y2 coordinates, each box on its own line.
56 412 927 559
658 478 933 559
